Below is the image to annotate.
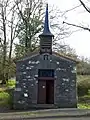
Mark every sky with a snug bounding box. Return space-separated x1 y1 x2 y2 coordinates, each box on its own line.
48 0 90 58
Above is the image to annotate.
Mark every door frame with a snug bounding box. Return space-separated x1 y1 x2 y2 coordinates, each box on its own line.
37 77 55 104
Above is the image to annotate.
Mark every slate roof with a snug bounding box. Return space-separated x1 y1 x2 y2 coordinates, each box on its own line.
14 50 79 63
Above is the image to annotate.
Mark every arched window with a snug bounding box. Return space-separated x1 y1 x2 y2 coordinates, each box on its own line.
44 55 48 60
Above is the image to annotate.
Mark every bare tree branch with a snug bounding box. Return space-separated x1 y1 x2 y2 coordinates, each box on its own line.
15 0 26 23
63 21 90 32
62 4 81 16
79 0 90 13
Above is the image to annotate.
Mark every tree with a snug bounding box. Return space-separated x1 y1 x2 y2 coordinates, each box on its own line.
7 2 20 80
14 0 43 57
0 0 9 84
53 42 77 57
0 0 19 84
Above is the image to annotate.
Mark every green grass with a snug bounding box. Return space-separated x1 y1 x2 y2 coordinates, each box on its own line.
78 103 90 109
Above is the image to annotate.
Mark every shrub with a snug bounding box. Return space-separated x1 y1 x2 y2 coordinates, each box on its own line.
0 89 14 108
6 79 16 88
78 103 90 109
77 79 90 96
0 79 15 108
78 95 90 103
0 92 10 106
7 88 14 108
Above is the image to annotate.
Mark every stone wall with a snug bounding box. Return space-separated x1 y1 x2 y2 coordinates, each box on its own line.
54 56 77 107
13 52 77 109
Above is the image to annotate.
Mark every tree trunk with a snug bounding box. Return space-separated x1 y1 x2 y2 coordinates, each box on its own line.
1 7 7 84
8 20 14 81
25 22 28 52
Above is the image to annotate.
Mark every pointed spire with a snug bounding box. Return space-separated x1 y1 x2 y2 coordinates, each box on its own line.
43 4 50 33
39 4 54 37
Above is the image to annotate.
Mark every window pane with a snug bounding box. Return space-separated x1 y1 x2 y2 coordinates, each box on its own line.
38 69 54 77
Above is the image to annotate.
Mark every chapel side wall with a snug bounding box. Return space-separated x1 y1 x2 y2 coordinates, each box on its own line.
13 55 40 109
54 57 77 108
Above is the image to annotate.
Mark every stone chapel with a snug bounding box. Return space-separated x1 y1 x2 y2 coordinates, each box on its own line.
13 4 77 109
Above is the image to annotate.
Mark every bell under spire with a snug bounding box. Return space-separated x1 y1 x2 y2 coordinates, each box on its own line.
39 4 54 37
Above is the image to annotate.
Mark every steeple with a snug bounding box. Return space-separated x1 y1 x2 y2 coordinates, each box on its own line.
39 4 54 54
39 4 54 37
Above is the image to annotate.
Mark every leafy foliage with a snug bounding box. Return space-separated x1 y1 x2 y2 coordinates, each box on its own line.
0 92 10 106
77 79 90 96
14 0 44 58
78 103 90 109
77 58 90 75
6 79 16 88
